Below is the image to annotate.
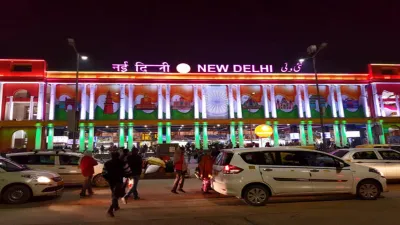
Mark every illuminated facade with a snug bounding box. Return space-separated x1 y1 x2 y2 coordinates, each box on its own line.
0 59 399 152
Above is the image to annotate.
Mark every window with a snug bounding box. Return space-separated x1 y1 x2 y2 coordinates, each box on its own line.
332 150 349 158
215 152 233 166
378 151 400 160
264 152 278 165
390 146 400 151
311 154 337 167
17 155 56 165
60 155 80 165
278 151 311 167
353 151 378 160
0 159 24 172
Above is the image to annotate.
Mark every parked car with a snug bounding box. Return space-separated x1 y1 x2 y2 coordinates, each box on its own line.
356 144 400 151
212 147 387 206
331 148 400 180
6 151 107 187
0 156 63 204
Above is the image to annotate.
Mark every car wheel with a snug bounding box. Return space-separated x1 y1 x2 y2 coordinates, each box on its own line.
2 184 32 204
357 180 381 200
243 185 269 206
92 174 108 187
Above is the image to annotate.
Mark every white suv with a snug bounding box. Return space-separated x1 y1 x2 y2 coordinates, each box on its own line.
0 156 63 204
7 151 107 187
212 147 388 206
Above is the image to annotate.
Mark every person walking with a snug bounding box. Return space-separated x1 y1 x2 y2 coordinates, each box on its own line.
198 151 214 193
122 147 143 203
79 152 98 197
102 151 125 217
171 147 187 194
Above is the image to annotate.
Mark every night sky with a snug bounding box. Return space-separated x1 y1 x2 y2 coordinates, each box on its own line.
1 1 399 73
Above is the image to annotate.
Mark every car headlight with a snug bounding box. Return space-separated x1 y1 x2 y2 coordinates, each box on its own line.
37 176 52 183
369 168 384 177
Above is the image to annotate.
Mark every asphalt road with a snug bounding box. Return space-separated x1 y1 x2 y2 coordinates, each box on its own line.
2 180 400 225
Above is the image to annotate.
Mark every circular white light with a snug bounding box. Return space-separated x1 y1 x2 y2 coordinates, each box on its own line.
37 176 51 183
81 55 88 61
176 63 191 73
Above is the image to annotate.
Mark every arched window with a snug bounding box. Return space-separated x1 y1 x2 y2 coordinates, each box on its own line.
14 89 31 99
11 130 28 149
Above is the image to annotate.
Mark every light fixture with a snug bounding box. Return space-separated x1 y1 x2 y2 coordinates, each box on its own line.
287 124 290 126
105 125 109 128
217 124 220 127
176 63 191 73
80 55 88 61
245 126 248 128
181 125 184 127
144 125 147 128
299 58 305 63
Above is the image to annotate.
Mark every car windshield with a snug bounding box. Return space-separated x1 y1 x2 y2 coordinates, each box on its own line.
0 158 26 172
331 150 349 158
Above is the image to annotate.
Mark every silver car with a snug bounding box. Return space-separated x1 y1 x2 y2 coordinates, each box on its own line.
331 148 400 180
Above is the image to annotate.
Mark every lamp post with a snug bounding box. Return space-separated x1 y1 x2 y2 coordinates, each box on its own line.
67 38 88 151
301 43 328 151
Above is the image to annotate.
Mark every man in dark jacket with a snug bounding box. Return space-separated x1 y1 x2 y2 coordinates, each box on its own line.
103 151 125 217
122 147 142 203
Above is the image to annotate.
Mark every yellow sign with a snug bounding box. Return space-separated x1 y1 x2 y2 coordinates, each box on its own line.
254 124 273 138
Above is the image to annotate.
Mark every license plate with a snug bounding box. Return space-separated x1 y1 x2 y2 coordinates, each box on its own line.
57 181 64 186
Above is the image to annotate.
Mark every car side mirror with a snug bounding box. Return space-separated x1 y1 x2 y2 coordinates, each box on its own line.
337 161 345 168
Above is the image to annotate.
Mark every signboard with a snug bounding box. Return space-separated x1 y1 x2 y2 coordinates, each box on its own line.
254 125 273 138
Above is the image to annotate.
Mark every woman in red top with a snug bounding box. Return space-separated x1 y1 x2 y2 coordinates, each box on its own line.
171 147 187 194
79 152 98 197
198 151 214 193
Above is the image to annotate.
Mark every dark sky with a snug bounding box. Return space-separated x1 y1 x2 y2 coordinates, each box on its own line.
1 1 399 73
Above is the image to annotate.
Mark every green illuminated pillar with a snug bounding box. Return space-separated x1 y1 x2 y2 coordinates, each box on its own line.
333 121 341 147
88 123 94 151
166 122 171 144
79 124 85 152
238 121 245 148
157 123 163 144
230 122 236 147
128 123 134 150
340 121 348 147
194 122 200 149
307 121 314 145
35 124 42 150
379 120 386 144
203 122 209 150
273 121 279 147
366 120 374 144
47 124 54 150
119 124 125 148
299 122 306 146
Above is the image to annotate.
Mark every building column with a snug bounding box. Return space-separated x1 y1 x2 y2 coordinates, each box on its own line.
194 85 199 119
303 85 311 118
88 123 94 151
194 122 200 149
47 124 54 150
80 84 87 120
333 121 341 147
296 85 304 118
157 123 163 144
36 83 45 120
395 94 400 117
202 122 209 150
157 85 163 119
336 85 344 118
228 85 235 119
28 96 34 120
360 85 371 117
270 85 277 118
329 85 338 118
366 120 374 144
119 84 126 120
201 85 207 119
128 85 134 119
340 121 348 146
307 121 314 145
127 123 134 150
166 122 171 144
273 121 279 147
230 122 236 147
166 85 171 119
236 85 242 118
119 124 125 148
8 96 14 120
262 85 270 118
89 84 96 120
35 124 42 150
371 84 381 117
238 121 245 148
79 124 85 152
379 120 386 144
49 84 57 120
299 122 306 146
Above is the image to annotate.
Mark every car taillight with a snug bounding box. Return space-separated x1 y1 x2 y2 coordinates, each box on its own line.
223 165 243 174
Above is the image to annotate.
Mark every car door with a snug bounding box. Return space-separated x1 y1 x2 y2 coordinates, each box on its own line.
350 150 385 175
58 154 83 184
260 151 312 194
377 150 400 179
306 152 353 193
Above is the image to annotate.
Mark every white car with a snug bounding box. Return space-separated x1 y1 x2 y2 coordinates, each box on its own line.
331 148 400 180
212 147 387 206
7 151 107 187
0 156 63 204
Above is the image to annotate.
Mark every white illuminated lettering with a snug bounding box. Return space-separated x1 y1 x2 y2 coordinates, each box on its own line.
208 64 216 73
198 64 207 73
233 65 242 72
260 65 269 73
252 65 260 73
243 65 251 73
216 64 229 72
